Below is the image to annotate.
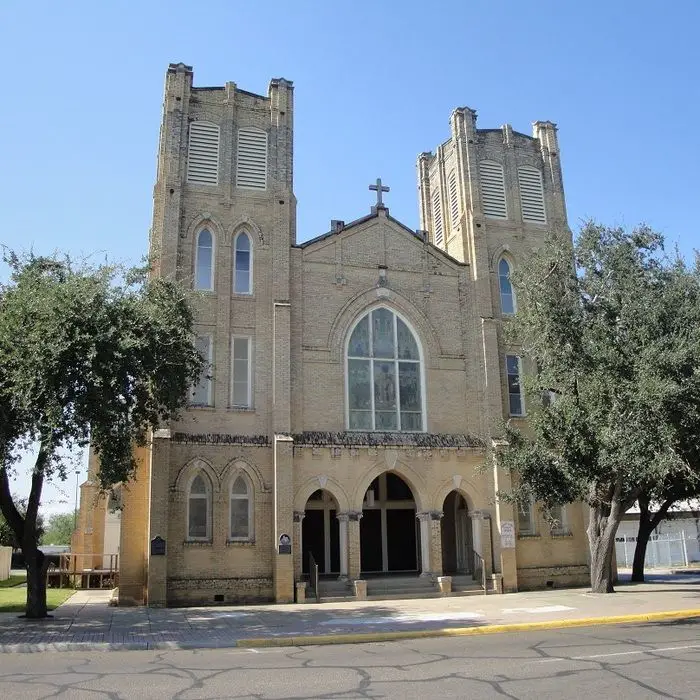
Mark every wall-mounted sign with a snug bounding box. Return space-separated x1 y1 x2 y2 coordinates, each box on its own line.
278 533 292 555
500 521 516 549
150 536 166 556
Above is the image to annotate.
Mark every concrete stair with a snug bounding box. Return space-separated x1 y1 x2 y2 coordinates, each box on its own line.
316 578 354 602
449 573 485 596
365 574 437 600
306 573 487 603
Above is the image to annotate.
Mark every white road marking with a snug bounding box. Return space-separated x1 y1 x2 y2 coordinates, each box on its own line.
320 612 486 626
537 643 700 663
501 605 576 614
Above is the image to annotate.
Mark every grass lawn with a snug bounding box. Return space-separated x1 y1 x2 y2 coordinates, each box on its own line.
0 587 75 613
0 575 26 588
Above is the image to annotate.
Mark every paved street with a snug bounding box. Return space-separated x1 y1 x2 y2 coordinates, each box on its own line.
0 619 698 698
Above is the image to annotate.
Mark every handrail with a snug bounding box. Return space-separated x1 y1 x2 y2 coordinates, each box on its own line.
309 551 320 603
473 551 487 595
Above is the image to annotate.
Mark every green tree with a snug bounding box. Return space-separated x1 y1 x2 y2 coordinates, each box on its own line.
40 511 77 546
0 252 203 617
498 223 700 593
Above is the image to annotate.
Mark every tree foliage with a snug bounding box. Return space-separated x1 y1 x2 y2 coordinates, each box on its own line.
498 223 700 592
0 251 204 616
40 511 77 546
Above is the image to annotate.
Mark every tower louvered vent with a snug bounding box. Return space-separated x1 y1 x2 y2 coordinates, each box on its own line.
448 171 459 228
518 166 546 224
236 127 268 190
186 122 220 185
479 161 507 219
433 190 444 247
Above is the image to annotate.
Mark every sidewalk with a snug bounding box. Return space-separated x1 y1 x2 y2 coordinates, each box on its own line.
1 573 699 653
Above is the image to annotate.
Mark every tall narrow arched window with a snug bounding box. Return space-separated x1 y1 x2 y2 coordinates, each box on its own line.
233 231 252 295
498 258 515 315
346 307 424 432
229 475 253 541
195 229 214 291
187 472 212 541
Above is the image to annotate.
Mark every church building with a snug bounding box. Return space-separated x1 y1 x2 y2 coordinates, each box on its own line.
72 62 590 606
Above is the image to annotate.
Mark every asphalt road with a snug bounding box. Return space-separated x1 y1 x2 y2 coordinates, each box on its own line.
1 619 699 699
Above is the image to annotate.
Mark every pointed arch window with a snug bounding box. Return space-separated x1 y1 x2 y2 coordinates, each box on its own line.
346 307 425 432
233 231 253 295
498 258 515 315
195 229 214 291
187 473 212 541
230 474 253 541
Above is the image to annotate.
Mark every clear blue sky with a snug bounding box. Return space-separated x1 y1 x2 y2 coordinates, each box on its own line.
1 0 698 513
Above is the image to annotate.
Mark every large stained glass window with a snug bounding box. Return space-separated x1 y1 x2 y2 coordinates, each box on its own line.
347 308 423 431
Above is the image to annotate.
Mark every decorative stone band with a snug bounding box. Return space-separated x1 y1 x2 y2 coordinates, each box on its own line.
169 431 485 449
291 431 485 449
171 433 270 446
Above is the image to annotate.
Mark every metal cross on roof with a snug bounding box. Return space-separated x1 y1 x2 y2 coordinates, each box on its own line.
369 178 390 208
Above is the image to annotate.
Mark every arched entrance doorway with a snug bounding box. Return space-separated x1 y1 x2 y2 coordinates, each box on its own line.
302 490 340 575
441 491 473 575
360 472 418 573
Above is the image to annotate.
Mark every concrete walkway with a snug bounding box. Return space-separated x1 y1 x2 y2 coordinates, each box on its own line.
1 573 699 653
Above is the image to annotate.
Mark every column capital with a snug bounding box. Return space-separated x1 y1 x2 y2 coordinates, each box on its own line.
293 511 305 523
470 509 491 520
417 511 443 521
344 510 363 522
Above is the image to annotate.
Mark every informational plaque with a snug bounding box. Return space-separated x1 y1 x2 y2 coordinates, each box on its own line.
278 533 292 555
150 535 166 556
500 521 516 549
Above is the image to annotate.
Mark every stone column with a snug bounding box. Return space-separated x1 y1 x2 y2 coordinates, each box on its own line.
347 511 363 580
429 511 444 576
118 445 151 606
470 510 494 581
491 442 518 592
337 513 349 580
293 511 305 584
147 429 171 607
417 512 432 576
273 435 294 603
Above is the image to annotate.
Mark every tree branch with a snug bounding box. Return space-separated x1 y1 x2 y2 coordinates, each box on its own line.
25 434 51 531
0 465 24 541
649 497 675 531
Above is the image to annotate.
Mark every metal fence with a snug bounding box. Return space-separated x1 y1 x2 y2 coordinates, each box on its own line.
615 532 695 569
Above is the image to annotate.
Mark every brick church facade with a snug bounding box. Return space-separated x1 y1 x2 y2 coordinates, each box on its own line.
73 63 590 606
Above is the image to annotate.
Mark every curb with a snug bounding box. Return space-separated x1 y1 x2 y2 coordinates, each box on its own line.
238 609 700 648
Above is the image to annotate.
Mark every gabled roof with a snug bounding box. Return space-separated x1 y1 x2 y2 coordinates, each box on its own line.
296 208 467 268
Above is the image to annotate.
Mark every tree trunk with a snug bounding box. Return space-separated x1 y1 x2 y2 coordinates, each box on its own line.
589 533 616 593
24 546 49 619
631 496 674 583
630 519 653 582
587 503 621 593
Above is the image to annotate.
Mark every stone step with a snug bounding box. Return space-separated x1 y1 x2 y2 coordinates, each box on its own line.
366 580 435 595
450 574 480 591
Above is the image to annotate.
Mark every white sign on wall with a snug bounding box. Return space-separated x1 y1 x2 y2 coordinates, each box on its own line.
500 521 516 549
